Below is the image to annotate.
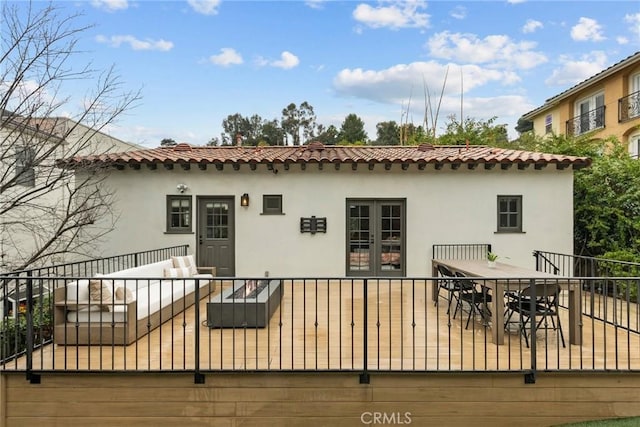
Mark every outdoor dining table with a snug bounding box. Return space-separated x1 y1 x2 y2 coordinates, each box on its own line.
431 259 582 346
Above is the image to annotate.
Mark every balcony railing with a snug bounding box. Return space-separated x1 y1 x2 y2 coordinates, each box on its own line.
3 272 640 382
534 250 640 334
566 106 606 136
619 91 640 122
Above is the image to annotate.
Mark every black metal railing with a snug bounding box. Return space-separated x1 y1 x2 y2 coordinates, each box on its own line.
4 273 640 379
566 105 606 136
534 250 640 334
0 245 189 363
433 243 492 260
619 91 640 122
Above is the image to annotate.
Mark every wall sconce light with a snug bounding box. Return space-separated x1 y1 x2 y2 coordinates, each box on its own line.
240 193 250 207
176 183 188 194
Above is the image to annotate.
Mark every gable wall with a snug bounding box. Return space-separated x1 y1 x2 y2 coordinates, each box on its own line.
87 163 574 277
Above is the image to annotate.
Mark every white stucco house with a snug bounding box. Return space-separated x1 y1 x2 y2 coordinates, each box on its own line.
66 142 590 278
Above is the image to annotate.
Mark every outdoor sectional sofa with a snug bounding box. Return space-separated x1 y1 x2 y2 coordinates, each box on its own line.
53 256 216 345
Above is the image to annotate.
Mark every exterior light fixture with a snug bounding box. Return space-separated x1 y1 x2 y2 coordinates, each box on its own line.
240 193 250 207
176 183 188 193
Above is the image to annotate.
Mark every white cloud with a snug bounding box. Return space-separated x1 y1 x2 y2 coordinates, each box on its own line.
272 51 300 69
427 31 547 70
91 0 128 12
256 51 300 69
624 13 640 39
187 0 221 15
353 1 429 30
95 35 173 51
450 6 466 20
507 0 526 4
333 61 516 107
208 48 243 67
305 0 325 10
545 51 608 86
522 19 543 34
617 36 629 45
332 64 530 139
571 17 605 41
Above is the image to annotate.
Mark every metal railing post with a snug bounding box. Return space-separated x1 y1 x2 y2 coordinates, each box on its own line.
525 278 537 384
25 271 40 383
360 278 369 384
194 279 204 384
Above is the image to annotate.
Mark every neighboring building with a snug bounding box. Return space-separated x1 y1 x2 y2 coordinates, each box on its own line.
520 51 640 157
0 112 141 273
67 143 590 277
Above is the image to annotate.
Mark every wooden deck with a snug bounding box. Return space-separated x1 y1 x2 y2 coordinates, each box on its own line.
5 279 640 372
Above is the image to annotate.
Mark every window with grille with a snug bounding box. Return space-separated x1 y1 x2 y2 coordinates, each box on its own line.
262 194 283 215
166 195 192 233
497 195 522 233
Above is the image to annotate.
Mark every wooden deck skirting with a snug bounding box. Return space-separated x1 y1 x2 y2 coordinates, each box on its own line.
4 279 640 373
3 371 640 426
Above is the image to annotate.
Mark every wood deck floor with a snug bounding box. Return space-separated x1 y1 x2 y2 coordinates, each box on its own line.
5 279 640 372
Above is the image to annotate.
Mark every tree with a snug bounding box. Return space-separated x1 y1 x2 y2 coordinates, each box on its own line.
437 115 508 146
160 138 176 147
515 118 533 134
314 124 339 145
221 113 248 145
374 121 400 146
281 102 316 145
339 113 368 144
260 119 285 146
0 2 140 271
572 141 640 257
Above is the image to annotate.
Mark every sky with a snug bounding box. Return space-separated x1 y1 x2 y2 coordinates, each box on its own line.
13 0 640 147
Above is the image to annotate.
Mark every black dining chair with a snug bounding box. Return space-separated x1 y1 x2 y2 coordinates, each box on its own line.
504 282 565 348
436 265 474 316
455 271 493 329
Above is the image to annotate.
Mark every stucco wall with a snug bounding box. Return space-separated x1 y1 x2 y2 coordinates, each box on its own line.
86 163 575 277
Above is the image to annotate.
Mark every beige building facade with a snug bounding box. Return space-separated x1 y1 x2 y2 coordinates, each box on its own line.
521 51 640 157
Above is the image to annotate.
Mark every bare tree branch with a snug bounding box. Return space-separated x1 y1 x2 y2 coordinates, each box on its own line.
0 2 141 272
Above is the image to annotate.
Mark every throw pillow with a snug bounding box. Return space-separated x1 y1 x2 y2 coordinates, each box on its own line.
171 255 198 276
115 286 134 302
89 279 113 302
164 267 192 278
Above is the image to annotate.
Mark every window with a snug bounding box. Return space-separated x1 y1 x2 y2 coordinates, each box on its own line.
630 133 640 159
574 92 605 135
166 195 192 233
497 195 522 232
262 194 283 215
15 147 35 187
544 114 552 134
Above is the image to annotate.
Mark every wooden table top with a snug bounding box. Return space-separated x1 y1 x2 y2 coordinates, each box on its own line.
432 259 570 279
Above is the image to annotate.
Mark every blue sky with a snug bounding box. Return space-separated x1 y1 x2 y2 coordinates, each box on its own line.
22 1 640 147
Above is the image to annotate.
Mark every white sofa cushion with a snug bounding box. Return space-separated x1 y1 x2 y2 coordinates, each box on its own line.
64 279 90 301
164 267 192 278
171 255 198 276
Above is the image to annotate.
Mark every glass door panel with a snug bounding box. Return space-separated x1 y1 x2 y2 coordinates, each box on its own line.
347 200 405 276
348 204 372 272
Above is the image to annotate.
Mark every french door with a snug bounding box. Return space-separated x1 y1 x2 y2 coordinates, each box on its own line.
346 199 405 277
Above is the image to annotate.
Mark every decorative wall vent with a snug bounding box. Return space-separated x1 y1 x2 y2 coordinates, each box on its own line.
300 216 327 234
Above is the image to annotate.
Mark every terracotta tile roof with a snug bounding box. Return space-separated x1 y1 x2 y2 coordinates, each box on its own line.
65 143 591 170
